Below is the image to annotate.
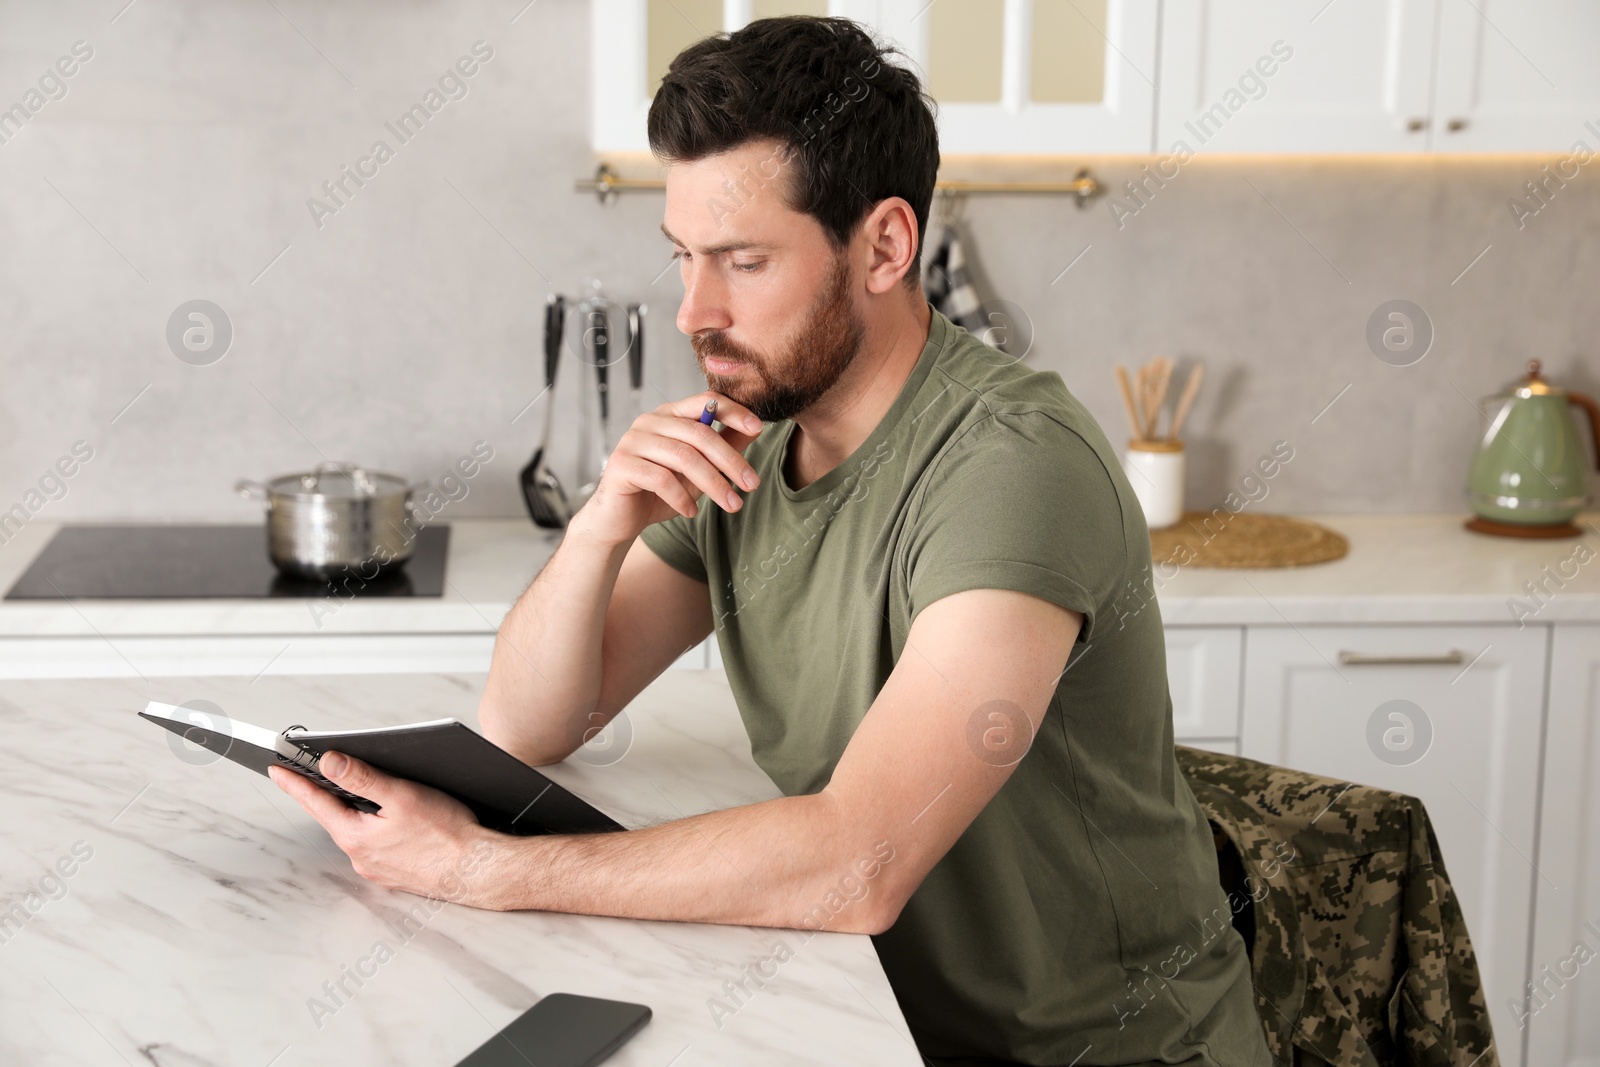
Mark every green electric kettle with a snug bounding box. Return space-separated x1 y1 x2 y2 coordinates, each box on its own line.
1467 360 1599 535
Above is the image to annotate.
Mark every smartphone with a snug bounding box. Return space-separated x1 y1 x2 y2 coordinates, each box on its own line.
453 993 652 1067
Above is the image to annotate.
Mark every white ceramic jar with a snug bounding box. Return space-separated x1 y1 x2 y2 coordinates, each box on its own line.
1122 440 1186 530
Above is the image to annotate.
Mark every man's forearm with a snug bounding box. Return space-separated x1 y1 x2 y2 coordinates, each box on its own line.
472 793 905 936
478 511 630 765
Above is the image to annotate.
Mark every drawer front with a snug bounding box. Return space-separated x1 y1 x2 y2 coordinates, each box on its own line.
1164 626 1244 740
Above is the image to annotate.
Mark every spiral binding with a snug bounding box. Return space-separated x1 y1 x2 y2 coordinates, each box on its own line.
272 725 381 813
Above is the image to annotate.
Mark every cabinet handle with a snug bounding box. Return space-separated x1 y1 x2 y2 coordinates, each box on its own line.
1447 117 1468 132
1406 117 1427 132
1337 650 1465 666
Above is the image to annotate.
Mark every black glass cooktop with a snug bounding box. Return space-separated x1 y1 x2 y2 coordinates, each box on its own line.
4 524 450 600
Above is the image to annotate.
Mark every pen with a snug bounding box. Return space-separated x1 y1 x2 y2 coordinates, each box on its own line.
698 399 718 426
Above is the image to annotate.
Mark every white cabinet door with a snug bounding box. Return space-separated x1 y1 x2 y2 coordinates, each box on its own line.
1241 624 1548 1065
1527 625 1600 1067
1164 626 1242 741
1155 0 1439 153
1433 0 1600 153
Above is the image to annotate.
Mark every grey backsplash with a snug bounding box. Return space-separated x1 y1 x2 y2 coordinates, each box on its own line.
1 0 1595 525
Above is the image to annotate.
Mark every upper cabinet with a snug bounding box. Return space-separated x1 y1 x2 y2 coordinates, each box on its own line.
871 0 1158 154
1155 1 1438 152
591 0 1157 154
1156 0 1600 153
1432 0 1600 152
593 0 1600 155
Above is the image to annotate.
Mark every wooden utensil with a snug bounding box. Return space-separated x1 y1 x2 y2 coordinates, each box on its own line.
1169 363 1205 441
1152 356 1174 437
1115 365 1143 442
1134 363 1151 439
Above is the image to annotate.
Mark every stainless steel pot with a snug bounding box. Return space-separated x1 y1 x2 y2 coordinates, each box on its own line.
235 462 427 580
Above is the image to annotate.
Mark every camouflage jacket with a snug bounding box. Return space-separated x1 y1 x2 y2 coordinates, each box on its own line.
1174 746 1499 1067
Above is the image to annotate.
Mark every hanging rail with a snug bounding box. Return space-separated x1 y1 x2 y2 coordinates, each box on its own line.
573 163 1102 208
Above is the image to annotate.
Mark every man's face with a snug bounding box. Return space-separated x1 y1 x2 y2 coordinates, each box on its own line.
662 139 865 423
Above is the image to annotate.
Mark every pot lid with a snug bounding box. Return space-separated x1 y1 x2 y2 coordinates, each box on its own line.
266 463 409 498
1509 359 1563 398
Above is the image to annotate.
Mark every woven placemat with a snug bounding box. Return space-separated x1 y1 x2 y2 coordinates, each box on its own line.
1149 511 1349 568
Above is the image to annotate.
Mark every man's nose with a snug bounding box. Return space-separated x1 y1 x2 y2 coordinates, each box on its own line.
676 259 733 336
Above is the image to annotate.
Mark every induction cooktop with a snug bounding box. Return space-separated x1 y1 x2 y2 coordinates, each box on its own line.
4 524 450 600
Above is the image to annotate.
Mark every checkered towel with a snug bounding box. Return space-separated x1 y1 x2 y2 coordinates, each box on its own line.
921 221 991 339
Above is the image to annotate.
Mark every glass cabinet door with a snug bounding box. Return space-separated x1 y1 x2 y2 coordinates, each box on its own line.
875 0 1156 154
594 0 1158 154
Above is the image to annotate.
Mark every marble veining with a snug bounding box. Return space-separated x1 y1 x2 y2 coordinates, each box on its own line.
0 671 919 1065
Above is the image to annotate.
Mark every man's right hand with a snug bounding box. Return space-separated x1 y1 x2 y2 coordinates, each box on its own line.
575 391 765 547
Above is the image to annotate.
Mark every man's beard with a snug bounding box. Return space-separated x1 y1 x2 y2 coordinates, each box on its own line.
690 251 865 423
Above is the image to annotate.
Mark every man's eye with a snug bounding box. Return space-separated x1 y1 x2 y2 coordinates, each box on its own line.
732 261 763 273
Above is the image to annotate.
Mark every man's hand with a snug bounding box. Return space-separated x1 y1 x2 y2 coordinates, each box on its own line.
578 391 766 547
475 390 748 772
268 752 505 909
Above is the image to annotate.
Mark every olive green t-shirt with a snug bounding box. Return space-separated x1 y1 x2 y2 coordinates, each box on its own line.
642 307 1267 1066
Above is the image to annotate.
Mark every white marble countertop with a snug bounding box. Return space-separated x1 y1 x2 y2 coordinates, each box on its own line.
1 512 1598 636
0 669 920 1066
1155 510 1600 625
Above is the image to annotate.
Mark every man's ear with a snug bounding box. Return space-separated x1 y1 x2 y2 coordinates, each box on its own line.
858 196 921 296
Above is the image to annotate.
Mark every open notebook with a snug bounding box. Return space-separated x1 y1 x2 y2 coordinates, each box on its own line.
139 701 624 836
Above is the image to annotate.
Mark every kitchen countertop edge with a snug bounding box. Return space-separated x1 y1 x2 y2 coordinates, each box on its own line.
0 513 1596 636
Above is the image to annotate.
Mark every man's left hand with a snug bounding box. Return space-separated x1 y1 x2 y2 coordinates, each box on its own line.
268 751 505 909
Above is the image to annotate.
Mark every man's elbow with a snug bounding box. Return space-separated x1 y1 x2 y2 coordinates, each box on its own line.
790 875 908 936
478 700 572 767
832 885 909 936
863 895 906 935
857 888 909 935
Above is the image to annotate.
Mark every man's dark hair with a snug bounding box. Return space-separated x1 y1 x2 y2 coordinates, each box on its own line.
648 16 939 293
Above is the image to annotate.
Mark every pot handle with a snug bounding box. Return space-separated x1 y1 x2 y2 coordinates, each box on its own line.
1570 391 1600 471
235 479 270 501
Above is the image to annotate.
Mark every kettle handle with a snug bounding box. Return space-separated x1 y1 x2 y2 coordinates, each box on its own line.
1570 391 1600 471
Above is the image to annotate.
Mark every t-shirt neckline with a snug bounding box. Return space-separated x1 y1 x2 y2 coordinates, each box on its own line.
774 305 950 504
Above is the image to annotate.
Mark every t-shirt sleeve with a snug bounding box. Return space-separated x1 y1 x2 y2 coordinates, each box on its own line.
640 512 709 584
902 411 1129 642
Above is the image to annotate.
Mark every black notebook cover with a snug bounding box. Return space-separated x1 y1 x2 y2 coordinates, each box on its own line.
140 702 625 836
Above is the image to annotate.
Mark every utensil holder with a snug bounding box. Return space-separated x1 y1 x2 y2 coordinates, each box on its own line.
1123 440 1186 530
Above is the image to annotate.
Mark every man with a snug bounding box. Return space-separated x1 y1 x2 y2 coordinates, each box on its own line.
272 15 1270 1066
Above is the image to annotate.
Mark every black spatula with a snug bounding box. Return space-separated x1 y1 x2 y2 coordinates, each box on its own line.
519 294 571 528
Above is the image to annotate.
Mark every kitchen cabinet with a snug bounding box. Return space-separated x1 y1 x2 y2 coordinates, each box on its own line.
1163 625 1243 739
1433 0 1600 153
870 0 1159 154
598 0 1600 157
591 0 1159 154
1155 0 1438 153
1240 624 1548 1065
1157 0 1600 155
1526 625 1600 1067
